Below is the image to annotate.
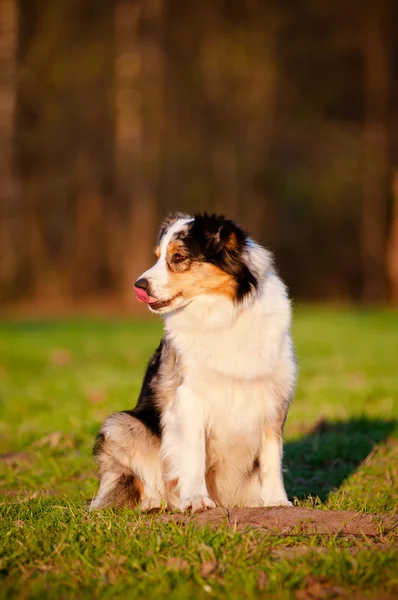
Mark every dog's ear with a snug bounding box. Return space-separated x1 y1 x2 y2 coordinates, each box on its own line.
207 222 238 256
192 213 241 258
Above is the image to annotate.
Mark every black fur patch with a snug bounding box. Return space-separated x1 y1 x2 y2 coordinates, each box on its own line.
123 340 164 437
181 213 258 301
93 432 105 457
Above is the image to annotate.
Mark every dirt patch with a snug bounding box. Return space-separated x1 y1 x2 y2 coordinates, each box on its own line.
161 506 394 536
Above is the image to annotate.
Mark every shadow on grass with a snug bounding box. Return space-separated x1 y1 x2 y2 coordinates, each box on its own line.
284 417 396 502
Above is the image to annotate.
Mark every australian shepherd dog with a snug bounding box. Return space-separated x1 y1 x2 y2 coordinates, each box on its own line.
90 212 296 513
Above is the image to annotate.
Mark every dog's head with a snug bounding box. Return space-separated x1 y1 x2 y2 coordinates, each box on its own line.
134 212 259 314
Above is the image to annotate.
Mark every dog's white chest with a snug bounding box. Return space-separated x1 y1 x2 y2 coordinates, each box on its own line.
192 372 273 440
169 313 274 382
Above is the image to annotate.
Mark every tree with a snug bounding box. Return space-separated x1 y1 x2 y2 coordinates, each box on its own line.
387 172 398 303
114 0 163 306
361 0 390 302
0 0 19 300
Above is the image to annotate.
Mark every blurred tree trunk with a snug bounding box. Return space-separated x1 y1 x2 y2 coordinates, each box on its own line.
213 141 239 219
0 0 19 299
114 0 163 307
19 0 69 301
17 0 114 302
241 8 278 242
207 2 279 238
361 0 390 302
72 1 114 297
387 171 398 303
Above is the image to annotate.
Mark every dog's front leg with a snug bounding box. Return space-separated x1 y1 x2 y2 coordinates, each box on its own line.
172 385 215 513
259 402 292 507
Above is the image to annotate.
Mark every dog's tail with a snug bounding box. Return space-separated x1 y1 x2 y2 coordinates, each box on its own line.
89 430 143 510
89 412 163 511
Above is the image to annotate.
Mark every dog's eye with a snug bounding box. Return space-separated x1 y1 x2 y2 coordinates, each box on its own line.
173 253 186 263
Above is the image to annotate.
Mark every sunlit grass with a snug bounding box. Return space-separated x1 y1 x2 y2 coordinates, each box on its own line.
0 309 397 598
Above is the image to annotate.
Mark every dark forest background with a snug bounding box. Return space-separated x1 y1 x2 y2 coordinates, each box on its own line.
1 0 398 312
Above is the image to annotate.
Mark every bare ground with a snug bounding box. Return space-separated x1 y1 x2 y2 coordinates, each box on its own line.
162 506 396 536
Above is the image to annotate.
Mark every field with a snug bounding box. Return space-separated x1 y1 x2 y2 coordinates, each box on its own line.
0 308 397 599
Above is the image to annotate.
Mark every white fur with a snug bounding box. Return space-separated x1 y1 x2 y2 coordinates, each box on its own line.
136 217 296 511
139 217 193 311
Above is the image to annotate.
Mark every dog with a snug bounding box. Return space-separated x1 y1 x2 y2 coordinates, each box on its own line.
90 212 296 512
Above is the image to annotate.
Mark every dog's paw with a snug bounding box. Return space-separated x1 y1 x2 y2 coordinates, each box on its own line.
180 495 216 513
88 496 105 512
260 494 292 507
141 497 163 512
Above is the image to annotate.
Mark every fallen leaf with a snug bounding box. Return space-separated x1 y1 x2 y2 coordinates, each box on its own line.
34 431 63 449
199 543 216 562
1 451 35 466
200 561 218 578
296 576 347 599
348 372 366 389
50 349 71 366
33 431 77 450
257 571 269 590
14 520 25 528
165 557 189 571
86 388 106 405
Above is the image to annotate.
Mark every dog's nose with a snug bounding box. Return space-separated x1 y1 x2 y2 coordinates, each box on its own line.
134 277 149 292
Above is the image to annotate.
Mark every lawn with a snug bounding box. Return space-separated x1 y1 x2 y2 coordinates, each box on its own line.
0 308 397 599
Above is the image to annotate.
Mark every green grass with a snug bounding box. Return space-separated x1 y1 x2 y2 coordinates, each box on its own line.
0 308 397 599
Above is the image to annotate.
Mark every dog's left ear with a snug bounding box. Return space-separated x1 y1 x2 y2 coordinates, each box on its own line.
191 213 244 258
210 223 238 255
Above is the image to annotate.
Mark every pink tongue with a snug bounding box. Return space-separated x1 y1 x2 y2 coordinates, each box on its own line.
134 287 157 304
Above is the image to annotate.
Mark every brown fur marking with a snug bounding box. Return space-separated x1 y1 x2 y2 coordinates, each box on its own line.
166 240 191 272
108 474 143 508
225 231 238 251
166 261 237 301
